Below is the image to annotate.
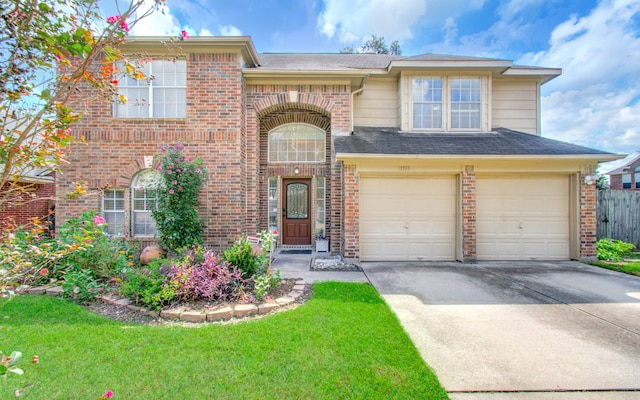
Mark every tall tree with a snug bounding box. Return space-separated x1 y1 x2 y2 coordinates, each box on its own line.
0 0 181 211
340 34 401 55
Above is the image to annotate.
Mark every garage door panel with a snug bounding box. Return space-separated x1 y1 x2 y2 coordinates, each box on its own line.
360 177 456 261
477 177 569 260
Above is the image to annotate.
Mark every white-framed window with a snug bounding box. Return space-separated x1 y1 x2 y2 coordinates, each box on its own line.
622 173 631 189
315 176 325 237
102 189 125 236
114 59 187 118
131 169 161 236
268 123 326 163
268 177 278 232
409 75 484 131
635 167 640 189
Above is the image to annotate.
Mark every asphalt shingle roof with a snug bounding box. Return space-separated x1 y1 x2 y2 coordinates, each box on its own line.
258 53 400 70
335 127 614 156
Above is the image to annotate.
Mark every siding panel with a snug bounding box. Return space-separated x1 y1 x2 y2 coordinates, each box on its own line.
492 80 539 134
354 78 399 127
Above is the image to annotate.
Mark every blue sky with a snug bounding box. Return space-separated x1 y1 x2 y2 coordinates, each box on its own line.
103 0 640 163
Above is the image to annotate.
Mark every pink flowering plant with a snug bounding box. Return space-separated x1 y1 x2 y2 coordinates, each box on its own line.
152 143 208 252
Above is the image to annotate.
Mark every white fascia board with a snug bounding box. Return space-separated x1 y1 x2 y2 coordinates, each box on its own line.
336 153 625 163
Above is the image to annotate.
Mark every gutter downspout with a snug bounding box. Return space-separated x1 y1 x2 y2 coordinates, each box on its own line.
350 77 368 133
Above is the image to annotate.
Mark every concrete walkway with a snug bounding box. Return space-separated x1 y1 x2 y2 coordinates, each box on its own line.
272 249 368 283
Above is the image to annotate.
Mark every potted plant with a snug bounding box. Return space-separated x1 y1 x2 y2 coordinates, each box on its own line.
315 228 329 252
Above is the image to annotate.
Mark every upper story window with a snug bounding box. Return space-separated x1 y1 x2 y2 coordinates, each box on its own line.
409 75 484 131
114 59 186 118
622 173 631 189
268 123 326 163
635 167 640 189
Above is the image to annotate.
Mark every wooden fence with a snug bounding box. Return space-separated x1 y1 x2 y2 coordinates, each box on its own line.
597 190 640 247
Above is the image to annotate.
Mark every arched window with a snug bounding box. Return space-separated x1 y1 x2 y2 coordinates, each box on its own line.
636 166 640 189
131 169 161 236
268 123 325 162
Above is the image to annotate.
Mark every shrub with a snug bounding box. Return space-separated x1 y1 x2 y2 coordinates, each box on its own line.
223 237 260 278
61 267 106 304
119 259 178 310
596 238 636 261
152 143 208 253
0 211 133 290
169 249 246 303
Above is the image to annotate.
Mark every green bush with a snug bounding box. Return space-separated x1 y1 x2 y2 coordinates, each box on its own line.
61 267 106 304
223 237 260 278
152 143 208 253
596 238 636 261
119 259 178 310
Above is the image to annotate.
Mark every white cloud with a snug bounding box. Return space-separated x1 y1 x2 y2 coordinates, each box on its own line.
518 0 640 154
130 0 182 36
317 0 428 44
219 24 242 36
317 0 487 45
498 0 544 21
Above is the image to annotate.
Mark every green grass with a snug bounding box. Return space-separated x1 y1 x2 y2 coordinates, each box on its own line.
589 252 640 276
1 282 448 399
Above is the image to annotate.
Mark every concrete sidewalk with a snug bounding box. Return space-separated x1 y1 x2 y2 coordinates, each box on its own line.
272 249 368 283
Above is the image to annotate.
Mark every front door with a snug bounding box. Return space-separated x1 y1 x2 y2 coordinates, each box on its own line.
282 178 311 245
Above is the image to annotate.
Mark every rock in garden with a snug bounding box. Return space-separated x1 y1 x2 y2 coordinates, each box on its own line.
140 245 163 265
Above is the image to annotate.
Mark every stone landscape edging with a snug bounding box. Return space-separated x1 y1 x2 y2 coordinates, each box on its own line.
20 279 308 324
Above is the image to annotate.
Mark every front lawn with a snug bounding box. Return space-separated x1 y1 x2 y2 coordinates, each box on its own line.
1 282 448 399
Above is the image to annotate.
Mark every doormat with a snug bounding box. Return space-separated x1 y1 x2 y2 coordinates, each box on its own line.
279 250 312 255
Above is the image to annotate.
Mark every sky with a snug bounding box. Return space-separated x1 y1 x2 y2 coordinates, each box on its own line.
102 0 640 166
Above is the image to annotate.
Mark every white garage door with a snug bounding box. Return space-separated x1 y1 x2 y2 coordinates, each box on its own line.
476 176 569 260
359 177 456 261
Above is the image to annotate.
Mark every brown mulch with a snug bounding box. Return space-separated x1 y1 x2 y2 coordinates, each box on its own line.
86 279 314 325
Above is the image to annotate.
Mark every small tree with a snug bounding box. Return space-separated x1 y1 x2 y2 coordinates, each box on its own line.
0 0 180 210
152 143 208 253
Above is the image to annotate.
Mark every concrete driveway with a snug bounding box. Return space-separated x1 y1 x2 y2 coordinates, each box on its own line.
361 261 640 399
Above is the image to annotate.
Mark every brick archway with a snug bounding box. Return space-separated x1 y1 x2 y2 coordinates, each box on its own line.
254 92 335 118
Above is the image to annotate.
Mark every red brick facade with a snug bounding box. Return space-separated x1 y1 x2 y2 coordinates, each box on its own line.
53 38 603 261
0 180 55 229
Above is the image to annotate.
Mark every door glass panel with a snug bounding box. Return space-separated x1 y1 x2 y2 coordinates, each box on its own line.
286 183 308 219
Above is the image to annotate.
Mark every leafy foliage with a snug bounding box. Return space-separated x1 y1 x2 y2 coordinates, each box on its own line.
596 238 636 261
119 259 178 310
0 211 137 293
223 237 261 279
61 267 106 304
152 143 208 253
0 0 177 209
339 34 401 55
169 249 246 303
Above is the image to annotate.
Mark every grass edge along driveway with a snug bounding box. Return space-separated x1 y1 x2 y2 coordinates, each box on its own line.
2 282 448 399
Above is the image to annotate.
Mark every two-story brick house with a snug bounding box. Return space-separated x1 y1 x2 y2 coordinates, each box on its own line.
57 36 621 262
606 153 640 191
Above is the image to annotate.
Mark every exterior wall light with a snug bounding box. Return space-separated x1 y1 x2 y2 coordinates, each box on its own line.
584 175 596 185
294 166 300 175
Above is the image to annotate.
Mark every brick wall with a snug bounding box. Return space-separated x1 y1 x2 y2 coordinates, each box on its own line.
0 180 55 229
580 171 598 259
57 52 246 250
461 166 477 262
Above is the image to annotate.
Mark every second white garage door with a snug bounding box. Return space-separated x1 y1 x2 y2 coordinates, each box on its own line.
476 176 570 260
359 177 457 261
